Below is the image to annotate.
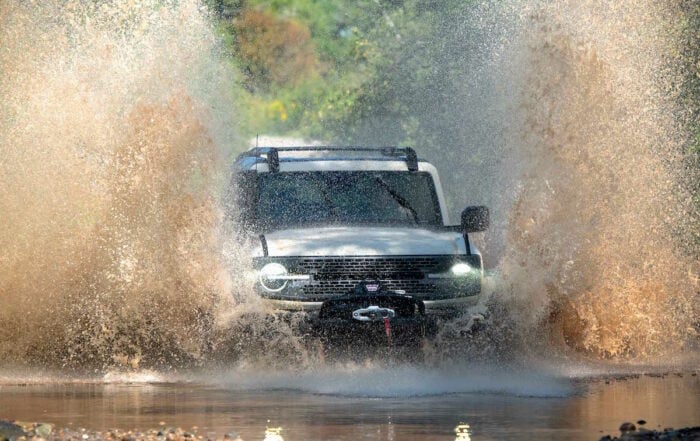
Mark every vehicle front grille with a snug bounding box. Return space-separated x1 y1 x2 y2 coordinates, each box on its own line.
296 256 452 275
294 256 455 300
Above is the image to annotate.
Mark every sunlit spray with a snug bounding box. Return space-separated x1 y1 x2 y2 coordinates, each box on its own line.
427 0 699 359
0 0 251 369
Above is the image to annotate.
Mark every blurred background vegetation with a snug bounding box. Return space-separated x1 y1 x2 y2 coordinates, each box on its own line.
208 0 698 152
208 0 382 139
208 0 480 145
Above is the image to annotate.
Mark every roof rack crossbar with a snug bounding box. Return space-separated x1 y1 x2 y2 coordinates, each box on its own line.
267 148 280 173
404 147 418 171
243 146 419 172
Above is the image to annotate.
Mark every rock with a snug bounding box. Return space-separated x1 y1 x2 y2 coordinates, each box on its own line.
636 420 646 426
620 422 636 432
34 423 53 438
223 431 242 441
0 421 26 441
602 425 700 440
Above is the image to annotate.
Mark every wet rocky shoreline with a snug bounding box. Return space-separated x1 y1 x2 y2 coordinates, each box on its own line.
3 419 700 441
599 422 700 440
0 421 247 441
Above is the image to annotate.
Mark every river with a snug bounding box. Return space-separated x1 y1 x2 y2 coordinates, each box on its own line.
1 367 699 441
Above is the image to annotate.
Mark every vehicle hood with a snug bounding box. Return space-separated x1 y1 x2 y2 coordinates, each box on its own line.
260 226 467 257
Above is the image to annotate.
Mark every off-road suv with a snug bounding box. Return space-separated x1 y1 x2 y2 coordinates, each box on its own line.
228 146 489 343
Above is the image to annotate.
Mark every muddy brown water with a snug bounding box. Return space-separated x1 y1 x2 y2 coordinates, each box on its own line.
0 372 698 441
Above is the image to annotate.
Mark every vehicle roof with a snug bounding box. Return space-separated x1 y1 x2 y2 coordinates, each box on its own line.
234 146 434 173
237 158 439 173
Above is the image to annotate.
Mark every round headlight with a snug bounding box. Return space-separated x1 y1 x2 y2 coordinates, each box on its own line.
259 262 288 292
450 262 472 276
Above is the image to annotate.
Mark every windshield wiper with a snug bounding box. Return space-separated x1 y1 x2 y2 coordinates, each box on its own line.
374 177 420 223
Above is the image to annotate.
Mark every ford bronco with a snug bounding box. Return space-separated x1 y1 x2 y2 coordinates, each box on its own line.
227 146 489 345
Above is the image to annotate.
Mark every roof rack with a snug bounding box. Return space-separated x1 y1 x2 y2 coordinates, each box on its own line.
239 146 419 173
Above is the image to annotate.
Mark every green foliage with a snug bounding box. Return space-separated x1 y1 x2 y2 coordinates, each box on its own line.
207 0 244 19
206 0 397 139
316 0 489 187
230 9 320 91
246 0 359 65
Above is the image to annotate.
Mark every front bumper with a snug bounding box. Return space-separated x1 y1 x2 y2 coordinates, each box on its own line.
263 287 481 343
263 294 479 317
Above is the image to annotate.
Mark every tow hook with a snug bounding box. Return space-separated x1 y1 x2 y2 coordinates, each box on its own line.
352 305 395 322
352 305 395 348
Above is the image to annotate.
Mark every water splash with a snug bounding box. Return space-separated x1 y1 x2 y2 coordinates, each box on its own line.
0 0 240 368
489 0 699 358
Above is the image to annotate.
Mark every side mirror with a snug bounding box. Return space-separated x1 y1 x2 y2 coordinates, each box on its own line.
461 206 489 233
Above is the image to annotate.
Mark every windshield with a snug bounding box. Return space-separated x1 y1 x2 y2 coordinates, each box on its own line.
255 171 442 230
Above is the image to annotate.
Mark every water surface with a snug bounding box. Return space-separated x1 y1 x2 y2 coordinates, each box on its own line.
1 374 698 440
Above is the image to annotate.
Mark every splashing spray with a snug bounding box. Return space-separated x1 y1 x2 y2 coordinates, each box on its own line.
468 0 699 359
0 0 239 368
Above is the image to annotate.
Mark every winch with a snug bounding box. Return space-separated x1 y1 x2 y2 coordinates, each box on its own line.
310 281 430 349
